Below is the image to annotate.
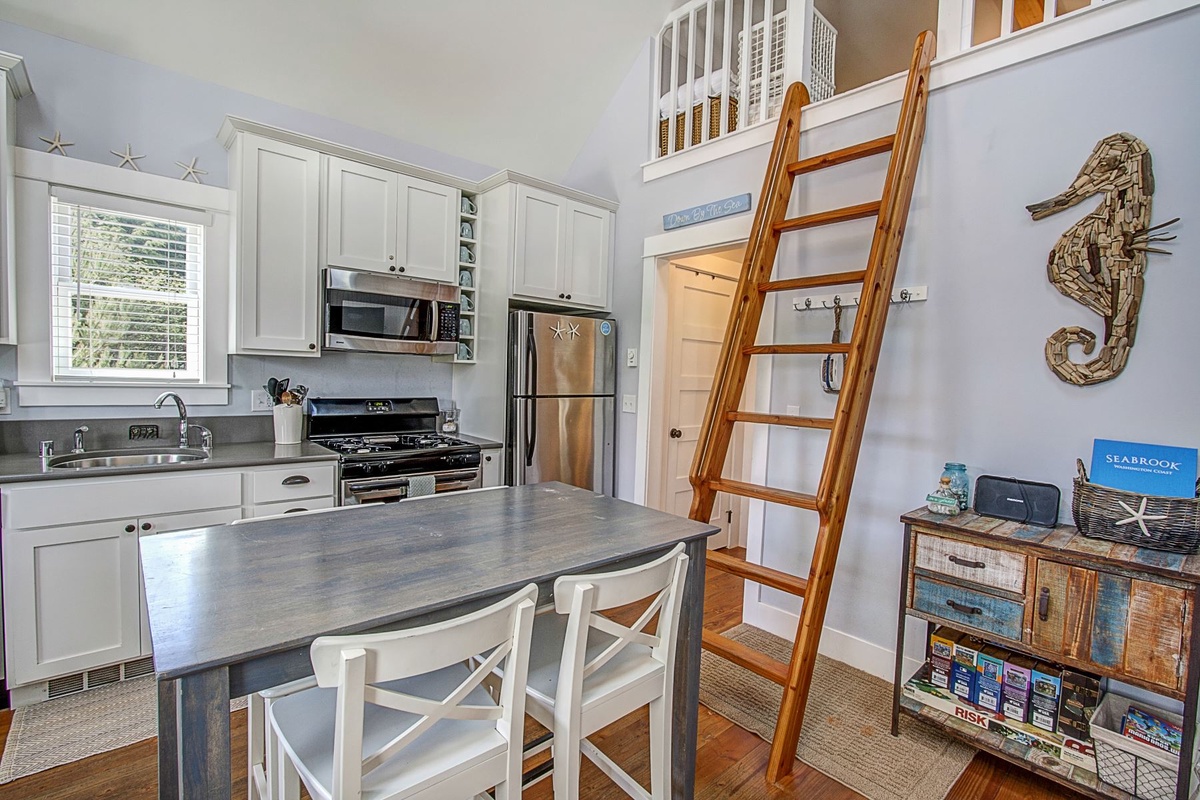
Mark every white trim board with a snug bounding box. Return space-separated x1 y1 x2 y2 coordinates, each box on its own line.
643 0 1200 182
0 51 32 99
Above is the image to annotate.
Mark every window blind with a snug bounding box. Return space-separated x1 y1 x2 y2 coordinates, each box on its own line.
50 195 204 381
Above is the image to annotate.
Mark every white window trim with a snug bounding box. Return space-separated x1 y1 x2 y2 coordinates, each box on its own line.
14 148 233 406
642 0 1198 182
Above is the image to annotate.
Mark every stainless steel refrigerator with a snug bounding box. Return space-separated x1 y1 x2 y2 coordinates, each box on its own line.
507 310 616 494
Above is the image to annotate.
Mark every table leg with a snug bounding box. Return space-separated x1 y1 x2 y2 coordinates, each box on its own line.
173 668 231 800
157 678 179 800
672 539 707 800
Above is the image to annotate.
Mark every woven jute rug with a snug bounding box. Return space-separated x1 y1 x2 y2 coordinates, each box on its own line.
0 675 247 784
700 624 975 800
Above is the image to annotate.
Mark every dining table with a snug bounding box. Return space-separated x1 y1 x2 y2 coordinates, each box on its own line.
142 481 717 799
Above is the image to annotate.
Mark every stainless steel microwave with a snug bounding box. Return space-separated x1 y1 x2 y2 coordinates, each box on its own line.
324 268 460 355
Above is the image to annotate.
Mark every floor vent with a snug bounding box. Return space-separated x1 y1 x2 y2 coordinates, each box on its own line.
87 664 121 688
123 656 155 679
47 673 85 699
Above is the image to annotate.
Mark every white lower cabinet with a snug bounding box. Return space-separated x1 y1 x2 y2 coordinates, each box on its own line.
482 449 503 488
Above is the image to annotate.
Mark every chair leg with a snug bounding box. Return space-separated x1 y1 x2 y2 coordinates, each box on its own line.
649 696 671 800
248 694 265 800
276 735 300 800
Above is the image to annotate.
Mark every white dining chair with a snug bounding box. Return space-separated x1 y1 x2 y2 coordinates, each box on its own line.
504 542 689 800
267 583 538 800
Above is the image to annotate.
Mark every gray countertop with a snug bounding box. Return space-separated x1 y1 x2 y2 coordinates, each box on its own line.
457 432 503 449
0 440 339 484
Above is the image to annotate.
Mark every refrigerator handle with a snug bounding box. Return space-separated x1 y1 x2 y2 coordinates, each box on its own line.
525 321 538 467
527 319 538 396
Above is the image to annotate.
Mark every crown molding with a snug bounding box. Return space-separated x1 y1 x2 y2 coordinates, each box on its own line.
0 51 32 99
476 170 618 211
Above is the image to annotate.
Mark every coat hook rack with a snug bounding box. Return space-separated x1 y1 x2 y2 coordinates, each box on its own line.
792 285 927 312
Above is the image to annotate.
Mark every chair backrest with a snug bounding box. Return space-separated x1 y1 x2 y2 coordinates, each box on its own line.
309 584 538 798
552 543 689 699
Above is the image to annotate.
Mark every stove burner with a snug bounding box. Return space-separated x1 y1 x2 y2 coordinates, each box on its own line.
319 433 469 455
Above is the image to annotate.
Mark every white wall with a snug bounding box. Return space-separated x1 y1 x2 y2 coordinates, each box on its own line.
563 8 1200 671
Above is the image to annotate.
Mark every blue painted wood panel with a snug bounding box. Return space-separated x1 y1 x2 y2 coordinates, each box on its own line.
913 576 1024 641
1090 571 1131 669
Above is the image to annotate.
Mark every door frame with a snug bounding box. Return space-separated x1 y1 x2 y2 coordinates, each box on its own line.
634 216 773 554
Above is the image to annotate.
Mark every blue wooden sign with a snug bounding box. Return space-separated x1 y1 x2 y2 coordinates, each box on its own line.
663 193 752 230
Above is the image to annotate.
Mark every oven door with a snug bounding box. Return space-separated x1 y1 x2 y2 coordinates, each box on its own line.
324 268 459 355
341 468 482 505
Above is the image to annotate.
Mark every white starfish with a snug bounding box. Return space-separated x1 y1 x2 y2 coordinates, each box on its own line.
550 321 567 340
110 144 144 171
39 131 74 156
1114 497 1168 537
567 322 581 339
175 157 208 183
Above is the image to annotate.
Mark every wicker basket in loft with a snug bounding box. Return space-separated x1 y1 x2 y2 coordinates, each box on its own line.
1073 459 1200 554
659 96 739 157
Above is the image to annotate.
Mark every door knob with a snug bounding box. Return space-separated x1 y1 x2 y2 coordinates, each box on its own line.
669 428 682 439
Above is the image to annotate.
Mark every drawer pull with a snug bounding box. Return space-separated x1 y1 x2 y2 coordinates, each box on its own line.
284 508 308 514
947 555 986 569
281 475 311 486
1038 587 1050 621
945 599 982 616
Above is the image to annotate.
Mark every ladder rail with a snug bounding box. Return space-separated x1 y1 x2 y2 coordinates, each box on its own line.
766 31 937 783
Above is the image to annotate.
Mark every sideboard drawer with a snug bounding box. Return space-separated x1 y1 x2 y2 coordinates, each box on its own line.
915 532 1026 595
912 575 1024 641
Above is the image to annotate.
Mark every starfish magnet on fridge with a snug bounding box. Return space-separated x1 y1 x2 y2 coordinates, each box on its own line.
550 321 567 340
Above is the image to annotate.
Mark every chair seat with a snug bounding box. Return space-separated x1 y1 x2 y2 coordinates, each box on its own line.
523 612 664 722
270 663 507 800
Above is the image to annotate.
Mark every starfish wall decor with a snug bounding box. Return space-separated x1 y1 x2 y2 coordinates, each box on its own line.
175 157 207 183
110 144 145 171
39 131 74 156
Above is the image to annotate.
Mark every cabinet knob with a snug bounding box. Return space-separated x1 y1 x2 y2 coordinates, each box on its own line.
566 294 572 300
390 265 397 272
389 255 395 260
125 524 135 533
399 266 406 273
669 428 682 439
308 343 317 350
485 455 492 462
559 293 565 299
141 522 152 531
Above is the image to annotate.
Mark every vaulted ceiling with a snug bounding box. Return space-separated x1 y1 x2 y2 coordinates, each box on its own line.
0 0 673 179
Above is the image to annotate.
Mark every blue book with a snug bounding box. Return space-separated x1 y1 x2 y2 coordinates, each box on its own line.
1091 439 1198 498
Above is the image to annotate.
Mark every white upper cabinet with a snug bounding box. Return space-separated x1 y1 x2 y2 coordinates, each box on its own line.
511 184 613 310
232 133 321 356
326 157 458 284
326 157 398 274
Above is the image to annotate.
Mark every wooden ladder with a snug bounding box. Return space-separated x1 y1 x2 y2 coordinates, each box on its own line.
689 31 936 784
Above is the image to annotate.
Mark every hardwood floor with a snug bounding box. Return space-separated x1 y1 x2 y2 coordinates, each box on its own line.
0 547 1083 799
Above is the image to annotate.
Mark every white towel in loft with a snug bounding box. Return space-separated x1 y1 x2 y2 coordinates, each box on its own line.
659 69 738 119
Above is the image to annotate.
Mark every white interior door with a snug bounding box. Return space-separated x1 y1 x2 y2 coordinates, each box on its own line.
662 264 739 549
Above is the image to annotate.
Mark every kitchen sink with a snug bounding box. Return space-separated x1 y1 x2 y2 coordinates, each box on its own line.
47 447 211 470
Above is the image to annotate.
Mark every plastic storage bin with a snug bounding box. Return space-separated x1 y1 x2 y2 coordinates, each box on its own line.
1090 691 1181 800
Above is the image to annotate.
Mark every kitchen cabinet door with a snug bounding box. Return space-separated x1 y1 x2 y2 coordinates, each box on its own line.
137 507 242 657
513 185 568 302
481 449 503 488
563 201 611 309
396 175 459 284
1031 559 1189 692
234 134 321 356
3 520 141 687
326 157 398 274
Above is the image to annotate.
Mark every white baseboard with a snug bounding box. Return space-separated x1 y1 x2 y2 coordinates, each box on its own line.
741 597 925 683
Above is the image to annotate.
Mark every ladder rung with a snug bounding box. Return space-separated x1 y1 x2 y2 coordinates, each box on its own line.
774 201 882 234
787 135 896 177
727 411 834 430
708 478 818 510
760 270 866 293
708 550 808 596
743 343 851 356
702 629 788 685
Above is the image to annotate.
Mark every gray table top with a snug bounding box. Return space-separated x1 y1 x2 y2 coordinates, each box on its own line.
142 482 718 680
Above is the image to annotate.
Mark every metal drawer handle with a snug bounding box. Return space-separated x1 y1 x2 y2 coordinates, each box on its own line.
284 508 308 514
1038 587 1050 621
945 599 982 615
282 475 311 486
947 555 986 569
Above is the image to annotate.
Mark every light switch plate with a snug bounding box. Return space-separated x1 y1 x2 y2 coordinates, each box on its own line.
622 395 637 413
786 405 800 416
626 348 638 367
251 389 274 412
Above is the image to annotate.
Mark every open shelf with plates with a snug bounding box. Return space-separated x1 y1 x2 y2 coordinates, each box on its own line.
442 190 478 364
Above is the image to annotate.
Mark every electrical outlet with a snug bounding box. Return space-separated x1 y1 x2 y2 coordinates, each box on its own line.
129 424 160 440
786 405 800 416
251 389 274 412
626 348 638 368
622 395 637 413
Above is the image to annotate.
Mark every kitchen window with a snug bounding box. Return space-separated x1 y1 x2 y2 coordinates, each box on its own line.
50 191 205 382
14 151 232 406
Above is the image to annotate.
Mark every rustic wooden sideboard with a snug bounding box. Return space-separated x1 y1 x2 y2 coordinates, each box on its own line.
891 507 1200 800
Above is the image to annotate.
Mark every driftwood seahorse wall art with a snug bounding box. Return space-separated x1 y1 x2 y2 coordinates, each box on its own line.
1026 132 1178 386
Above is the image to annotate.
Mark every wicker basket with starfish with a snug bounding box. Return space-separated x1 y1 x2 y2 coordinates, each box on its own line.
1073 459 1200 553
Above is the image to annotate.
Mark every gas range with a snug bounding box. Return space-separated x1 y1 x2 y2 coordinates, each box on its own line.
307 397 482 502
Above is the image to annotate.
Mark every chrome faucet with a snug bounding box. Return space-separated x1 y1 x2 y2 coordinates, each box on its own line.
72 426 88 454
154 391 189 449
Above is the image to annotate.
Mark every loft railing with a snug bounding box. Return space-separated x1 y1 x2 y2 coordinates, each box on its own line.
940 0 1108 53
